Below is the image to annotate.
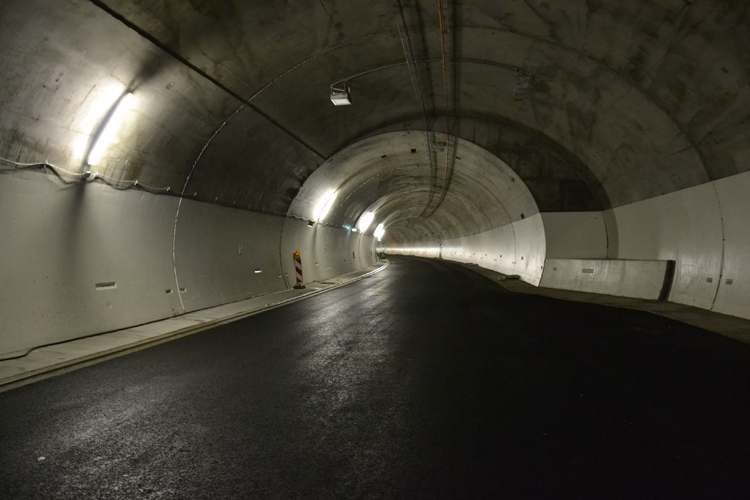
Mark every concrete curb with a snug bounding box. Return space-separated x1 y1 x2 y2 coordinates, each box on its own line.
440 257 750 345
0 261 390 393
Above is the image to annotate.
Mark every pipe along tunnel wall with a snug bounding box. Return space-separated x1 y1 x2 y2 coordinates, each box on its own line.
387 169 750 321
0 170 377 358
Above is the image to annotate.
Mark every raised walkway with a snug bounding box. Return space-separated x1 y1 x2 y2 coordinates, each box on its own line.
454 259 750 345
0 261 389 392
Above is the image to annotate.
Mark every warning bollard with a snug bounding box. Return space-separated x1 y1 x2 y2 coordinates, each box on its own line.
293 251 305 289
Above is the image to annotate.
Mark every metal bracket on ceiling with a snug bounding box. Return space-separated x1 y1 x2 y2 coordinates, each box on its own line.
330 80 352 106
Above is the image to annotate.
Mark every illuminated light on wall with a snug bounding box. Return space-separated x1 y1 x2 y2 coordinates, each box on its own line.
72 134 90 164
373 223 385 240
357 212 374 232
87 93 134 166
315 190 337 221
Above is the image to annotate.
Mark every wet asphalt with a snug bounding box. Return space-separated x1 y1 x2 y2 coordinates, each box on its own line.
1 256 749 499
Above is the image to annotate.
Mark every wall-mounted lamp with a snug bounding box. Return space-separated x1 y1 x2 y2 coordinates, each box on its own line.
87 92 134 166
357 212 374 232
330 81 351 106
373 223 386 240
315 190 337 221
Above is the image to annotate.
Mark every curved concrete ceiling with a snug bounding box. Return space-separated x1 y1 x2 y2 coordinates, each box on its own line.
288 131 539 242
1 0 749 239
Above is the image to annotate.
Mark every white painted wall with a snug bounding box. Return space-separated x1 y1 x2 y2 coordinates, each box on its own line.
0 171 376 357
390 171 750 321
703 174 750 319
606 182 724 309
175 201 287 312
0 171 180 356
540 259 668 300
551 171 750 318
541 212 608 259
280 219 377 285
512 215 547 285
390 214 546 285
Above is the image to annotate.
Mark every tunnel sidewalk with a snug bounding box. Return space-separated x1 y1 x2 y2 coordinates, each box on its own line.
0 261 389 393
456 261 750 345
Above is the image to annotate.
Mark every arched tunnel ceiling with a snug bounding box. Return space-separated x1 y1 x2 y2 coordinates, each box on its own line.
2 0 750 233
288 131 539 242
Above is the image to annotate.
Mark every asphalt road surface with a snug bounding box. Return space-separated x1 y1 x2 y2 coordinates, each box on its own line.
1 256 749 499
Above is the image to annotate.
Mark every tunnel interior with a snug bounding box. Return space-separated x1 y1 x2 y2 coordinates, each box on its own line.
1 0 750 358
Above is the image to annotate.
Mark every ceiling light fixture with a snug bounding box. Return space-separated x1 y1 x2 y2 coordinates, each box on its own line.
315 190 337 221
330 80 352 106
373 223 386 240
357 212 374 232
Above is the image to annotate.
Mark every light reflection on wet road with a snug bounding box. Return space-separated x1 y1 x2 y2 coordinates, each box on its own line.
1 256 750 499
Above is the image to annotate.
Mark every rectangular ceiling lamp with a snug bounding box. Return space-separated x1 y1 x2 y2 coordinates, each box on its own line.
330 82 351 106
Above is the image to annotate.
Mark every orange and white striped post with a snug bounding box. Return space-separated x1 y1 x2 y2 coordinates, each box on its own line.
293 250 305 289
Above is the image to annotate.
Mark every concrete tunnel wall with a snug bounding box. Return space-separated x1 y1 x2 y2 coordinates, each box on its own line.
0 170 376 358
2 0 750 356
388 216 547 286
387 169 750 321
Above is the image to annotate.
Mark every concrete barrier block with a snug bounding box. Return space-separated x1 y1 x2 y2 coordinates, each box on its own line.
540 258 670 300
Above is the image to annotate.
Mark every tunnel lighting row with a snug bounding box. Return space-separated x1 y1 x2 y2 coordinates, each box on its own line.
83 91 389 244
87 92 386 242
82 92 387 242
358 212 387 239
313 193 386 240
